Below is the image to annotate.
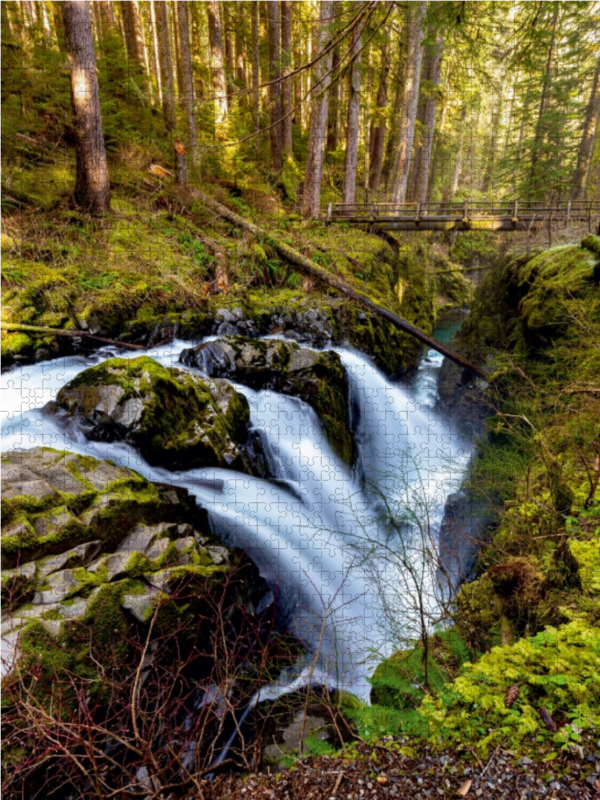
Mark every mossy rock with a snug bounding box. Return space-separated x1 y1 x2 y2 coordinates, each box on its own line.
1 448 273 686
50 356 253 471
181 336 355 464
1 448 201 568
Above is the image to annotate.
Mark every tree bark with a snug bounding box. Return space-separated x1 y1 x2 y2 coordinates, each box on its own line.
222 1 235 92
450 106 467 196
368 41 389 192
234 13 247 93
342 27 362 204
390 1 426 203
174 1 198 164
251 0 260 134
207 0 228 131
528 3 559 201
120 0 148 84
572 54 600 200
415 33 443 203
96 0 115 35
148 0 162 103
281 0 293 155
155 0 175 130
191 188 488 379
302 0 334 218
268 0 283 172
326 48 341 151
175 141 188 188
63 0 110 213
383 70 403 193
39 0 52 40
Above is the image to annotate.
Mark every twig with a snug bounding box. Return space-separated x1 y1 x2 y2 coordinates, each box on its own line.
480 739 506 779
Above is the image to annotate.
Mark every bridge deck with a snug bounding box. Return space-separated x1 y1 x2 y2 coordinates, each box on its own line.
324 201 600 232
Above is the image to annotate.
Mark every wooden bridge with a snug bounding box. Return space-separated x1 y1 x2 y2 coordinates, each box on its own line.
325 200 600 232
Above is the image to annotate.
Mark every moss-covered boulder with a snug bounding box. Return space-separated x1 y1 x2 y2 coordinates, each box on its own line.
181 336 355 464
1 447 271 661
49 355 253 471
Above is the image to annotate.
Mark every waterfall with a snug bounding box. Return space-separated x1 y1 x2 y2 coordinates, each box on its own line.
0 338 472 700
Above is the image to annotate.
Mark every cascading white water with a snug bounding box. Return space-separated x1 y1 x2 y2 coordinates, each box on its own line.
0 337 472 700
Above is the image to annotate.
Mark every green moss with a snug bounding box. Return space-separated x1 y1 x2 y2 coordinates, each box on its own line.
421 620 600 753
124 550 153 577
56 356 252 470
581 234 600 259
0 332 34 358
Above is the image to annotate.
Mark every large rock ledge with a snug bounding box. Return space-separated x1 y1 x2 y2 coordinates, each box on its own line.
46 355 255 472
1 447 272 665
181 336 355 465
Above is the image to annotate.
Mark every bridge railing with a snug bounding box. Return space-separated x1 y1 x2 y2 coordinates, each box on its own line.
325 200 600 221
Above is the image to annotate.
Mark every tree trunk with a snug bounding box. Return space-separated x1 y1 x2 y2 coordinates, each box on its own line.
294 40 303 130
191 188 488 380
63 0 110 213
362 48 373 194
302 0 334 218
39 0 52 40
120 0 148 84
572 54 600 200
207 0 228 131
234 14 247 93
22 0 36 26
326 48 341 151
51 0 66 51
175 141 188 188
409 48 430 201
450 106 467 196
281 0 293 155
342 27 362 204
155 0 175 130
528 3 559 201
90 1 101 44
383 71 403 193
369 42 389 192
222 1 235 92
174 1 198 164
97 0 115 34
268 0 283 172
251 0 260 134
173 3 185 100
390 1 426 203
148 0 162 103
415 33 443 203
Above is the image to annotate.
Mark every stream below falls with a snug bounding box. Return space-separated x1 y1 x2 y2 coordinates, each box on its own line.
1 321 473 701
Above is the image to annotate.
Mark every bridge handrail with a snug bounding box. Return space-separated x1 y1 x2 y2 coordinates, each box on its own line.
325 200 600 221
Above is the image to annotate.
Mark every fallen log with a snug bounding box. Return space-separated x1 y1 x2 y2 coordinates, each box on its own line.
1 322 147 351
192 188 488 380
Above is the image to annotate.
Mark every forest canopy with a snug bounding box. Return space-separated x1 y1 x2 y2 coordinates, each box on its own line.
2 0 599 216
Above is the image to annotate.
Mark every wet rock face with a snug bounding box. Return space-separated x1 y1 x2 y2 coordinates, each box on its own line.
181 336 355 465
49 355 253 471
1 447 271 660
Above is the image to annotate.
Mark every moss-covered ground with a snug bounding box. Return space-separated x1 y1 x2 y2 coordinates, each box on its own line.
2 148 475 376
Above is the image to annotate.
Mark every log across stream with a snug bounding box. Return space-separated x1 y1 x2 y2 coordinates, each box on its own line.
0 330 474 700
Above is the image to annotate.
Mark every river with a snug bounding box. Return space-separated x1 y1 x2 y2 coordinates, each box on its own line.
1 326 472 701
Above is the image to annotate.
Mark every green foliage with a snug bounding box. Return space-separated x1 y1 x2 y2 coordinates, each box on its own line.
421 620 600 752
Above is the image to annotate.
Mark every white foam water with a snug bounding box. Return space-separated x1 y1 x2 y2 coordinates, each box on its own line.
1 338 471 699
